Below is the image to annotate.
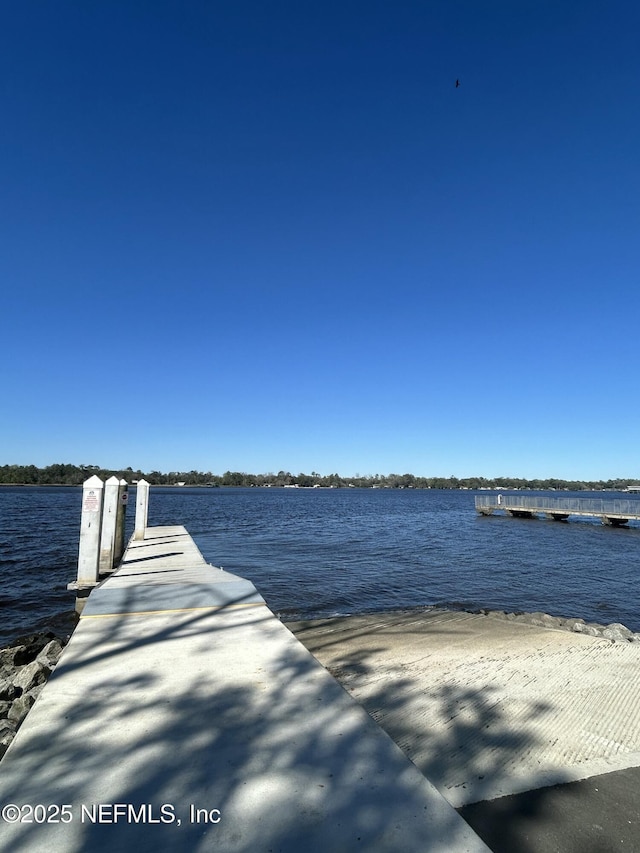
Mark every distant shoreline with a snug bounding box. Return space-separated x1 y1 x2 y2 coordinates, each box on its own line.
1 482 639 494
2 463 639 492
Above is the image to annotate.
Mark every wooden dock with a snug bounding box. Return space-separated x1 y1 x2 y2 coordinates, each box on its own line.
475 495 640 526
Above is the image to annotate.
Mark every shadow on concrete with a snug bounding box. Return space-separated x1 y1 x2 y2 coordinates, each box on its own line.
289 615 553 794
288 613 634 853
458 768 640 853
110 568 184 578
0 591 482 852
116 552 185 565
131 532 187 543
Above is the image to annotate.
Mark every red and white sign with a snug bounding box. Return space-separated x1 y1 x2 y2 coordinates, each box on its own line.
83 490 100 512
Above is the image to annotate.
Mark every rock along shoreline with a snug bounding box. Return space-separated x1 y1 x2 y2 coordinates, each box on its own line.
287 605 640 645
0 613 78 760
468 607 640 643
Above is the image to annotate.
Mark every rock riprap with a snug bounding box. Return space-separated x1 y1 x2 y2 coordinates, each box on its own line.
478 609 639 642
0 631 68 760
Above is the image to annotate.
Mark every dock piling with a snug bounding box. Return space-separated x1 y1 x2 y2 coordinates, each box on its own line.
74 475 105 591
114 478 129 564
134 479 150 540
98 476 120 576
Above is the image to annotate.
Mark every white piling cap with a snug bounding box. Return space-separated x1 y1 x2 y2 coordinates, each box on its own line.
83 475 103 488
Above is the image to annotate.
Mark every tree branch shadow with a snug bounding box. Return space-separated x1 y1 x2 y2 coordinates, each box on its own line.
0 593 484 852
288 613 631 853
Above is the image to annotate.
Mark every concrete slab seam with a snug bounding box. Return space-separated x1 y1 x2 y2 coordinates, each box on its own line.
80 602 268 619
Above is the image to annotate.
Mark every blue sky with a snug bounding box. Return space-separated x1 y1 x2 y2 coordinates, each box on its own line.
2 1 639 479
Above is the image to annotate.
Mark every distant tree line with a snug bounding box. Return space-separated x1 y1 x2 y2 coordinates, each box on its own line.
0 464 637 492
0 464 149 486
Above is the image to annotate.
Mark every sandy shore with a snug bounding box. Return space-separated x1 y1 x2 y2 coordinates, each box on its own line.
286 608 640 808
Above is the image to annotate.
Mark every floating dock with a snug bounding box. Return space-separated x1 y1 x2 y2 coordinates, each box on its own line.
475 495 640 526
0 525 488 853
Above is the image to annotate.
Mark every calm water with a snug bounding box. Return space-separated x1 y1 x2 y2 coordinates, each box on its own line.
1 486 640 645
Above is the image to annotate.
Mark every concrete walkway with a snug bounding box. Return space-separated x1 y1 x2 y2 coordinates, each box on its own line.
0 528 488 853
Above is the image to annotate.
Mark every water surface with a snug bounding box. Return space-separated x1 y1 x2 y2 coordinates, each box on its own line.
1 486 639 646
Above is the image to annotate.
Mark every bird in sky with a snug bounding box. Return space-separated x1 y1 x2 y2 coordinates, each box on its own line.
455 79 460 87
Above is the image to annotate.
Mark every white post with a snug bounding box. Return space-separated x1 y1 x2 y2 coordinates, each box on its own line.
77 475 104 586
99 476 120 575
134 479 150 540
114 479 129 565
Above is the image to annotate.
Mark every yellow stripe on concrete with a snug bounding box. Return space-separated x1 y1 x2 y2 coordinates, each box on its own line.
80 601 268 619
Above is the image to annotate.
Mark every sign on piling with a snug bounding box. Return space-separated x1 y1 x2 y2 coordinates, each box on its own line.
77 475 104 586
134 479 150 540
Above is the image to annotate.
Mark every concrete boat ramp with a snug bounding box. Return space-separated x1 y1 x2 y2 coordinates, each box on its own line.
0 527 488 853
289 610 640 852
289 610 640 806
